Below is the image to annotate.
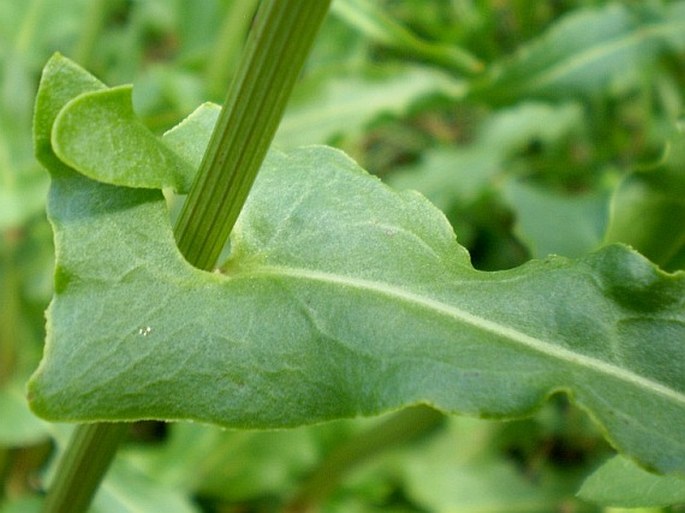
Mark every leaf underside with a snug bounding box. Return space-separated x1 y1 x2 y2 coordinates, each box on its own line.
29 54 685 478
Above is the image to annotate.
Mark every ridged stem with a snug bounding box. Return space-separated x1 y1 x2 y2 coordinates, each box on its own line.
41 2 330 512
41 423 128 513
175 0 332 270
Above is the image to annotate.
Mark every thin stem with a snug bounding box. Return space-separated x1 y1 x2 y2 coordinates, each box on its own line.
175 0 332 270
42 423 128 513
42 2 331 512
285 406 444 513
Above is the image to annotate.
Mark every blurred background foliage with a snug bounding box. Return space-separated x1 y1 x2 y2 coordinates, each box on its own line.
1 0 684 512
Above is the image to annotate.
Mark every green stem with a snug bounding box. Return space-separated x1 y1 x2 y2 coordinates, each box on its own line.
42 423 128 513
285 406 444 513
175 0 332 270
42 2 330 512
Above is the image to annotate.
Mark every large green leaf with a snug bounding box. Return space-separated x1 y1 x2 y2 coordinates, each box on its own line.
29 55 685 481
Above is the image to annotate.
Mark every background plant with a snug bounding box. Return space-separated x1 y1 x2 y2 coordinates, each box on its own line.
1 1 684 512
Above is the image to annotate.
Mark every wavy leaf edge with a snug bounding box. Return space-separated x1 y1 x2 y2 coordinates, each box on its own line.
28 54 685 482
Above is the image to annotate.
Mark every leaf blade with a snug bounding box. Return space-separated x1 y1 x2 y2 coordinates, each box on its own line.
51 85 194 193
29 59 685 480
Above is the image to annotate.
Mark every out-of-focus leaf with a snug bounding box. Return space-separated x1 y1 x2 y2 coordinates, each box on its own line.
476 2 685 102
331 0 482 74
578 455 685 507
389 102 582 210
399 417 589 513
275 65 465 148
0 381 49 446
0 54 49 229
92 459 200 513
0 497 42 513
28 57 685 481
0 163 49 230
503 179 609 258
605 159 685 272
389 145 499 212
126 422 320 502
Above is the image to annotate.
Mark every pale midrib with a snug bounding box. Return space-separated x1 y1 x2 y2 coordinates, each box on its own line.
524 21 683 92
249 264 685 407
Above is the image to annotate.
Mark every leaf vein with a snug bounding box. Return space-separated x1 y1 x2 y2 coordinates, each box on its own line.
249 265 685 407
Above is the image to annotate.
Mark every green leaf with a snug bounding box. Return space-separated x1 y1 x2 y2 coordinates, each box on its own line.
29 56 685 481
475 3 685 101
0 380 49 446
33 53 107 174
578 455 685 507
51 85 194 193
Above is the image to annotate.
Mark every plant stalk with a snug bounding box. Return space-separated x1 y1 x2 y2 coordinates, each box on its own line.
41 423 128 513
41 1 330 512
175 0 332 270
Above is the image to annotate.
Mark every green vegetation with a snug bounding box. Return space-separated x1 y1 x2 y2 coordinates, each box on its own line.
1 1 684 512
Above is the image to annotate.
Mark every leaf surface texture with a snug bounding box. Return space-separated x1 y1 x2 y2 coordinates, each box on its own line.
29 55 685 478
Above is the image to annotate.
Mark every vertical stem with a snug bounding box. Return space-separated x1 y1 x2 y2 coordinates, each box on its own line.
42 2 331 512
41 423 128 513
175 0 332 270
